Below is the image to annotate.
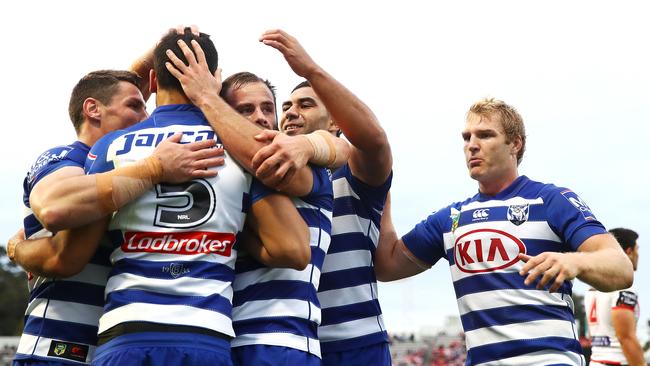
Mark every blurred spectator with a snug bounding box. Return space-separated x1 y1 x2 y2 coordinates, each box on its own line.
390 332 466 365
0 344 17 366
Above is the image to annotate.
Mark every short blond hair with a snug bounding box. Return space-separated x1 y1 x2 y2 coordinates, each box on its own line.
468 98 526 165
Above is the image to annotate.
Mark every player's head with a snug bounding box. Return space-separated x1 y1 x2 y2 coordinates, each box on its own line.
280 81 339 136
152 29 218 95
68 70 147 137
221 72 277 130
463 98 525 186
610 228 639 271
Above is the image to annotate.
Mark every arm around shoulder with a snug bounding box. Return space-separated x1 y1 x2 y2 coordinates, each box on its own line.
245 193 310 270
29 166 94 232
13 218 109 278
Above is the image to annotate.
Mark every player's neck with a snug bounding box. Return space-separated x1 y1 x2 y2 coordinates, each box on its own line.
478 170 519 197
156 89 192 106
77 122 100 147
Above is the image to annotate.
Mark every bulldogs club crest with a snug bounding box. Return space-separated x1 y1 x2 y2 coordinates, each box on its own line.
507 204 529 226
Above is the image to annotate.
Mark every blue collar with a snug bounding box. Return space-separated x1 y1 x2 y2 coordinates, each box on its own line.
476 175 529 201
151 104 203 115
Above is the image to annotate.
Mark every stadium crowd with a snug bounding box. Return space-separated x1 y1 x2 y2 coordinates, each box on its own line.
390 334 466 366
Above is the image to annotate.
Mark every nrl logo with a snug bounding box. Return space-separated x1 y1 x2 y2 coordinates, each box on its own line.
54 343 67 356
507 204 529 226
450 208 460 233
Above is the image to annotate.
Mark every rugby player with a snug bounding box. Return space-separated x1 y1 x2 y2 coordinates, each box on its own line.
81 29 310 366
374 97 633 365
252 29 394 366
215 71 342 365
8 68 221 365
585 228 646 366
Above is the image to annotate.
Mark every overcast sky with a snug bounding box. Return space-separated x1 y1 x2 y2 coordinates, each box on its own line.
1 0 649 341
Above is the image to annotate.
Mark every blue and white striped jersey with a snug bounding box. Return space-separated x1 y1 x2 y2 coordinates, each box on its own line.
403 175 607 366
231 166 333 358
317 164 392 353
16 141 110 365
85 104 267 342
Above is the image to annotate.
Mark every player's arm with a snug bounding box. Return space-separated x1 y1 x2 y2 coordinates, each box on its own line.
612 305 647 366
260 29 392 186
9 219 109 278
375 193 430 281
31 134 223 232
575 234 633 291
130 43 155 101
164 39 316 197
251 129 351 191
241 193 310 269
519 233 633 292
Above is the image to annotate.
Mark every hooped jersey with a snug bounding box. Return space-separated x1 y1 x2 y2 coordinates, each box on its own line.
16 141 110 365
585 287 640 365
402 175 607 366
85 104 268 340
231 166 333 358
317 164 392 353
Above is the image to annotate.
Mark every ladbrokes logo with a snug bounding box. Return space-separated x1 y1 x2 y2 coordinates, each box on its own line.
122 231 234 256
454 229 526 273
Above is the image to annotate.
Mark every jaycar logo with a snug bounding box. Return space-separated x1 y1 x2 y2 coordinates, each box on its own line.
454 229 526 273
122 231 234 256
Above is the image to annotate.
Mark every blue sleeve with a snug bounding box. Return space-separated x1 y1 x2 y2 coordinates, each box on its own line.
339 163 392 213
401 208 450 266
249 178 273 205
543 186 607 251
22 143 90 209
24 145 85 192
300 165 333 211
85 133 118 174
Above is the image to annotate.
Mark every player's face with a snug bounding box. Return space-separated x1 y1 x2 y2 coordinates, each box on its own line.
99 81 148 135
228 82 277 130
280 87 331 136
462 112 519 187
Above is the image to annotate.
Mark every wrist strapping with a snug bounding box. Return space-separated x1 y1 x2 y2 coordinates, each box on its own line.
96 156 163 214
306 130 337 167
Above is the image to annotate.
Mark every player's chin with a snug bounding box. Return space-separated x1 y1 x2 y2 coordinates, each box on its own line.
467 167 483 180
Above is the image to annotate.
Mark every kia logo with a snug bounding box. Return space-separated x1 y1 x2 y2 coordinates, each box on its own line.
454 228 526 273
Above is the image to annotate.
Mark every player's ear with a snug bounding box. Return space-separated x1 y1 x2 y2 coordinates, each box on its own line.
328 119 340 136
510 136 523 157
149 69 157 94
83 98 102 122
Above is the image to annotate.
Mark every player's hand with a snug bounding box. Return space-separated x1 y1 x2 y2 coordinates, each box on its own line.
173 25 199 36
6 228 25 262
259 29 320 79
251 131 313 188
135 26 200 80
518 252 580 292
165 39 223 106
153 133 225 183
